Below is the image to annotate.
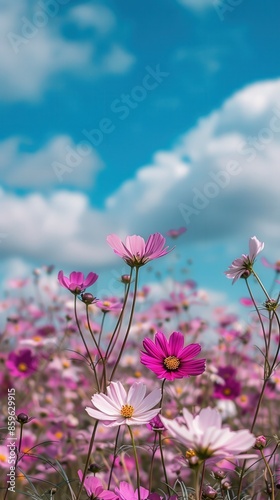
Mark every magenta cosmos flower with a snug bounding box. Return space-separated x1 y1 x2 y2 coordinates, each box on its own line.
115 481 149 500
107 233 171 268
161 407 256 463
77 470 117 499
224 236 264 284
85 381 161 427
58 270 98 294
6 349 38 378
140 331 206 381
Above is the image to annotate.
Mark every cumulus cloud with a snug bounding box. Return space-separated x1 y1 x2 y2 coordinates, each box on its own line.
0 135 103 190
0 1 134 101
2 78 280 269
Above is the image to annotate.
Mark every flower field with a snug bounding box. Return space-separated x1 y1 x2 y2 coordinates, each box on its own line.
1 232 280 499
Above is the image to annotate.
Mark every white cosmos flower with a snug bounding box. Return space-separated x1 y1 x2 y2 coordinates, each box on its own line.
161 407 256 462
85 381 161 427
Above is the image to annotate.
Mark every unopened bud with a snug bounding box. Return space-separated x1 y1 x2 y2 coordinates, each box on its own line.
202 484 218 498
121 274 131 284
221 479 231 490
213 469 226 480
254 435 267 449
16 413 29 424
81 293 96 304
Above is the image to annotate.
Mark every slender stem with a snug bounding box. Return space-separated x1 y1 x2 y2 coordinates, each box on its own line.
86 305 104 361
110 267 140 381
148 431 158 492
98 311 107 348
260 449 275 500
199 461 205 499
76 420 99 500
74 295 95 371
251 269 271 301
105 268 133 359
108 427 121 489
245 278 267 352
127 426 141 500
158 432 171 495
194 462 203 500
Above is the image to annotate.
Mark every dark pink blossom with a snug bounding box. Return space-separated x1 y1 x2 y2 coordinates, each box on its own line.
140 331 206 381
107 233 172 268
77 470 117 499
115 481 149 500
58 271 98 294
6 349 38 378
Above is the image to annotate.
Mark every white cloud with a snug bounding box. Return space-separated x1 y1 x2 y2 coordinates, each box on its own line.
68 4 116 33
0 1 134 101
0 135 103 189
2 78 280 270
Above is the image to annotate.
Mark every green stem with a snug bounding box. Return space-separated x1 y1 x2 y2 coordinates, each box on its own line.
260 449 275 500
108 427 121 489
76 420 99 500
110 267 140 381
158 432 171 495
127 426 141 500
148 431 158 492
105 268 133 359
74 295 96 371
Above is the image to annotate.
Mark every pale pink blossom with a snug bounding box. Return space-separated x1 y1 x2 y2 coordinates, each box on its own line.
85 381 161 427
224 236 264 284
107 233 172 268
161 407 256 462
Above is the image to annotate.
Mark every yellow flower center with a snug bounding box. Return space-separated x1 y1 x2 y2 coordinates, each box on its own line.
223 388 231 395
0 453 7 463
164 356 180 370
103 301 111 307
120 404 134 418
62 360 71 369
32 335 42 342
185 448 197 459
18 362 28 372
54 431 63 439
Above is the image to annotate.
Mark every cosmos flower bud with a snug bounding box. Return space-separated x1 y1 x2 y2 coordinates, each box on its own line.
254 435 267 449
16 413 29 424
121 274 131 284
81 293 96 304
88 463 103 473
213 469 226 480
202 484 218 499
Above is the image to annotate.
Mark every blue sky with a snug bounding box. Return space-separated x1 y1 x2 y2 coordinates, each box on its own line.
0 0 280 313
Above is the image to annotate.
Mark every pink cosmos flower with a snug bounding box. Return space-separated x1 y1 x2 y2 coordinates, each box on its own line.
261 256 280 273
95 298 123 313
166 227 187 239
224 236 264 284
115 481 149 500
77 470 117 499
140 331 206 381
107 233 171 268
85 381 161 427
161 407 256 463
6 349 38 378
58 270 98 294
